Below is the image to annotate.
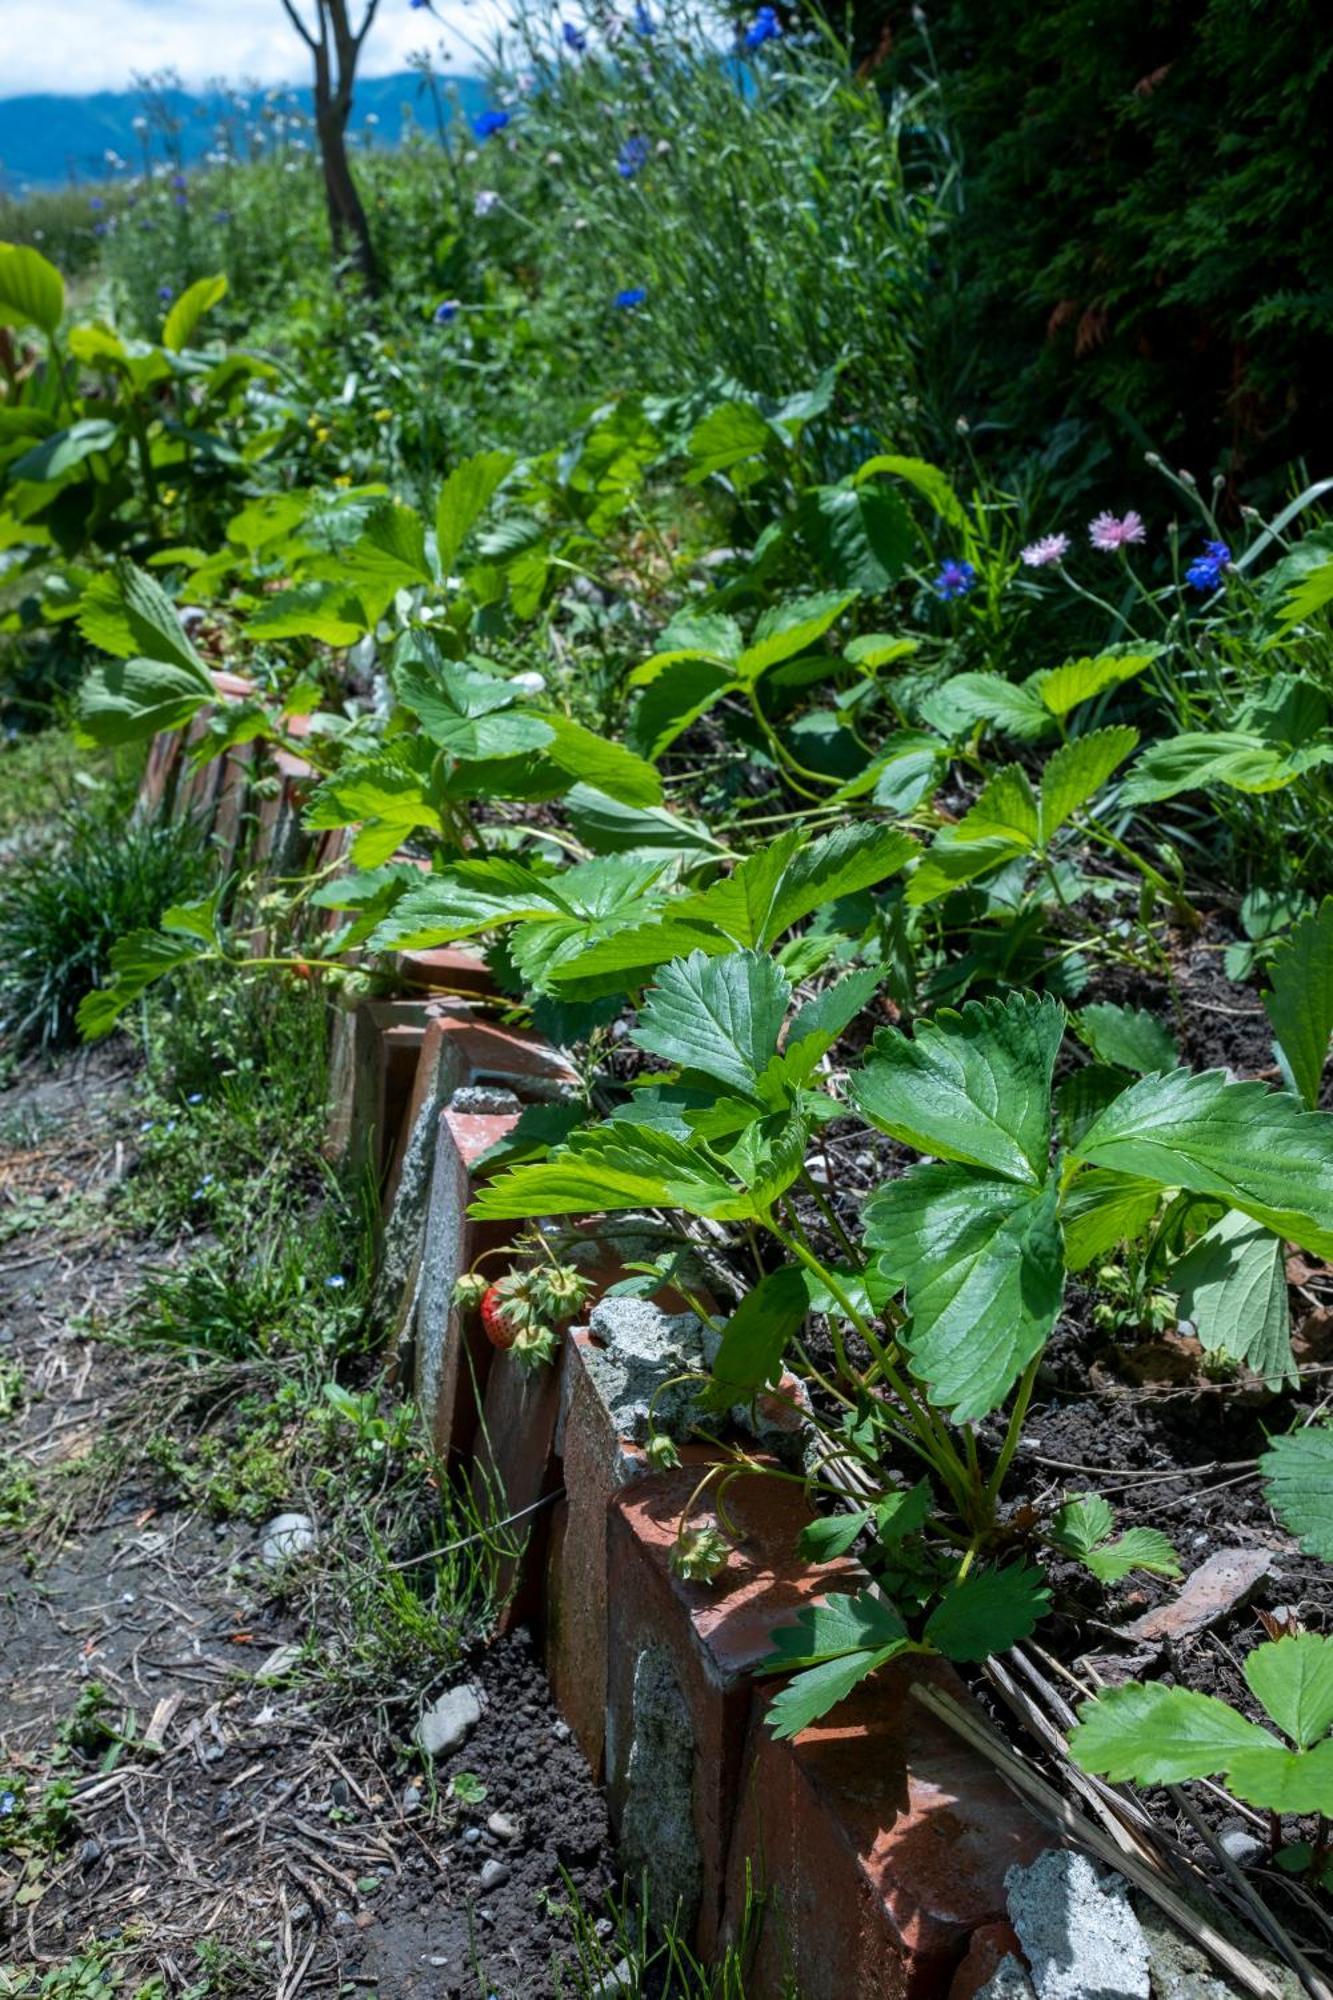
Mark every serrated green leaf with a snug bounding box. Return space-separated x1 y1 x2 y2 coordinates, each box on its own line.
923 672 1052 744
1121 733 1294 805
365 860 565 949
541 715 663 807
113 560 211 677
0 241 65 334
708 1264 812 1403
1260 1428 1333 1561
797 1513 869 1563
1085 1528 1181 1584
245 582 368 644
436 449 514 577
1245 1635 1333 1749
766 1648 905 1739
763 1590 908 1670
1263 897 1333 1110
1049 1493 1115 1557
1036 648 1158 717
77 656 212 744
628 657 736 761
954 766 1041 849
866 1167 1063 1420
1226 1742 1333 1815
775 967 883 1087
563 784 724 858
1038 725 1139 842
852 992 1064 1184
468 1122 761 1223
77 923 210 1040
1061 1168 1162 1269
1073 1002 1179 1076
633 949 790 1096
676 823 916 951
1170 1210 1295 1389
1070 1682 1280 1785
394 657 552 761
685 400 774 481
737 592 858 683
162 272 227 351
1075 1069 1333 1258
924 1562 1050 1660
875 1480 933 1542
797 483 914 592
905 834 1024 907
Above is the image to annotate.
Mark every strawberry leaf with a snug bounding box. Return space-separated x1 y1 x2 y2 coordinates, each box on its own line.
1261 1427 1333 1561
923 1561 1050 1659
1070 1682 1280 1785
1245 1635 1333 1749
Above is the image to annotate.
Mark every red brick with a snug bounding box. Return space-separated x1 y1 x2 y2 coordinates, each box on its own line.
325 997 446 1178
721 1657 1052 2000
394 946 495 997
606 1465 858 1956
209 669 255 701
948 1922 1027 2000
474 1350 564 1625
438 1013 577 1096
138 727 184 816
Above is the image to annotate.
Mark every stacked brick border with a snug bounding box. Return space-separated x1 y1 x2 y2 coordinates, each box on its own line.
142 697 1059 2000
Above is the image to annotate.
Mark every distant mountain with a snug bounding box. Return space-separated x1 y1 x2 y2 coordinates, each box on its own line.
0 73 489 193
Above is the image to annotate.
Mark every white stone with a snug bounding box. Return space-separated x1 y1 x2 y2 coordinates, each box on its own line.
414 1683 483 1758
1006 1849 1150 2000
259 1513 317 1565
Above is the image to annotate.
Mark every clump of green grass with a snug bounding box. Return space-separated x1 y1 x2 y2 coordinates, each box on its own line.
0 794 205 1057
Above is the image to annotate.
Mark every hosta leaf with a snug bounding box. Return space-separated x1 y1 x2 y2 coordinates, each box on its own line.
1226 1743 1333 1815
1075 1069 1333 1258
468 1123 750 1221
1070 1683 1279 1785
12 418 119 483
0 242 65 334
797 483 914 593
708 1265 813 1403
394 657 552 761
1073 1002 1178 1076
1170 1210 1295 1389
1037 725 1139 842
1061 1168 1162 1269
435 449 513 577
923 1562 1050 1660
1260 1428 1333 1561
541 716 663 808
162 272 227 352
1245 1635 1333 1749
633 950 790 1096
865 1166 1063 1420
1263 897 1333 1109
737 592 858 683
766 1648 906 1740
1035 648 1159 717
628 657 735 760
852 992 1064 1184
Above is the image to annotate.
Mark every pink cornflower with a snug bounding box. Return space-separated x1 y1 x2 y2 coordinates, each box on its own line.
1020 533 1069 568
1088 509 1146 551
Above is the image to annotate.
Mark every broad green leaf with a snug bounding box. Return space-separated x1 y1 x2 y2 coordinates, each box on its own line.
628 657 735 761
1036 648 1158 718
767 1648 905 1739
77 925 208 1039
1121 732 1294 805
1075 1069 1333 1257
1070 1682 1279 1785
852 992 1064 1184
77 656 212 744
564 784 724 857
1170 1210 1295 1388
632 949 790 1096
686 400 773 481
797 483 914 593
12 419 119 483
797 1513 869 1563
541 715 662 808
245 582 368 645
350 498 432 586
1037 725 1139 842
1049 1493 1114 1556
1260 1428 1333 1561
0 242 65 334
436 449 514 577
1245 1636 1333 1749
365 859 578 951
676 823 916 950
923 671 1051 744
866 1167 1063 1420
1278 554 1333 628
1263 898 1333 1109
643 612 743 668
708 1265 813 1402
953 766 1039 849
1084 1528 1181 1584
851 452 967 529
844 633 919 671
906 834 1023 907
305 763 440 851
763 1590 907 1670
1226 1742 1333 1815
1061 1168 1162 1269
1073 1002 1179 1076
776 967 883 1086
162 272 227 352
394 657 552 761
923 1562 1050 1660
736 592 858 683
468 1122 761 1223
81 560 211 679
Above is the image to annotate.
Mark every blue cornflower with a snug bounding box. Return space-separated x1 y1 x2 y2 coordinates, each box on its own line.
1184 539 1231 592
743 5 782 48
0 1792 15 1817
933 558 977 601
613 286 647 309
410 0 430 9
434 299 459 324
562 20 587 50
633 1 654 31
214 208 232 224
471 107 511 140
90 196 104 211
158 284 174 303
187 1092 203 1104
617 134 650 177
171 172 187 190
325 1274 348 1289
94 222 108 238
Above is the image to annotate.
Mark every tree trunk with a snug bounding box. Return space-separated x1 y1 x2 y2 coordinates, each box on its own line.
284 0 382 294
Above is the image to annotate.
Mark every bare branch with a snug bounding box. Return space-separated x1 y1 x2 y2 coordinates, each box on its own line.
353 0 382 56
279 0 318 52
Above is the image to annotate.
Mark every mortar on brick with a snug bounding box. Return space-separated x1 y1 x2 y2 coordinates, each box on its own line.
581 1295 710 1446
618 1644 703 1941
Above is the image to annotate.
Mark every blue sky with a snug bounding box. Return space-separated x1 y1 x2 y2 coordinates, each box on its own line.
2 0 492 97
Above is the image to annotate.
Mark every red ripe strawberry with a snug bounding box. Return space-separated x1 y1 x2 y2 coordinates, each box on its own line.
480 1284 518 1350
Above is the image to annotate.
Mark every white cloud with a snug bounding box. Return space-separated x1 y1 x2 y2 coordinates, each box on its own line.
1 0 495 97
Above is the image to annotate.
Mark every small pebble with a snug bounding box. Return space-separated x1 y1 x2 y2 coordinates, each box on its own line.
333 1910 355 1929
79 1838 102 1869
402 1785 421 1815
463 1826 481 1845
486 1810 520 1843
551 1720 571 1742
1218 1825 1266 1868
289 1902 312 1927
478 1859 509 1892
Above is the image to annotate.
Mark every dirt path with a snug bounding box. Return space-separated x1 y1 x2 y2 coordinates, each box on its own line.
0 1058 614 2000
